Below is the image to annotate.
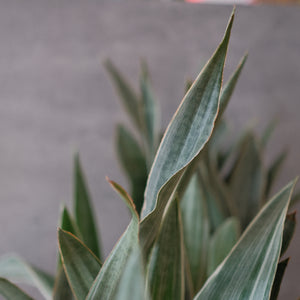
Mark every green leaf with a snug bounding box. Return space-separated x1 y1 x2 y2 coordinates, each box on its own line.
280 211 296 257
229 134 265 228
113 246 150 300
58 229 102 300
86 180 139 300
147 197 184 300
264 150 287 199
0 255 54 300
53 268 73 300
217 54 247 121
270 258 289 300
207 217 240 276
180 174 209 294
142 11 234 219
105 60 141 129
116 124 148 214
140 60 160 163
193 179 296 300
74 154 101 259
0 277 34 300
139 11 234 259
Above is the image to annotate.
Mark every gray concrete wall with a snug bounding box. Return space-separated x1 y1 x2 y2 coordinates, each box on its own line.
0 1 299 298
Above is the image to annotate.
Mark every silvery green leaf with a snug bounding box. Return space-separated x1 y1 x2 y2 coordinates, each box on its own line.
86 180 139 300
193 179 296 300
0 277 34 300
74 154 102 259
0 255 54 300
147 197 184 300
139 10 234 258
58 229 102 300
180 174 209 294
207 217 240 276
113 246 150 300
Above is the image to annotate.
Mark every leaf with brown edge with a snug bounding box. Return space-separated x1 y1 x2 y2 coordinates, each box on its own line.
280 211 296 257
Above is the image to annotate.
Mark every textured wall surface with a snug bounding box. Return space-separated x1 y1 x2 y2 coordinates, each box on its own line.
0 1 299 298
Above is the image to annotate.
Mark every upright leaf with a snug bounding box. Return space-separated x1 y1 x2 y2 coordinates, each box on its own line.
0 255 54 300
58 229 102 300
53 268 73 300
180 174 209 294
142 11 234 219
113 246 150 300
105 60 141 129
229 134 265 228
147 197 184 300
139 11 235 259
116 124 148 214
86 180 139 300
207 217 240 276
194 179 296 300
217 54 247 121
74 154 101 259
260 119 277 150
0 278 34 300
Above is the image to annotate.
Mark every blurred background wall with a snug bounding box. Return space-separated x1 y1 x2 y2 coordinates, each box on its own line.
0 1 299 298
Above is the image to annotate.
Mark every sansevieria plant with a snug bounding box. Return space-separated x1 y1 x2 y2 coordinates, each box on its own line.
0 9 298 300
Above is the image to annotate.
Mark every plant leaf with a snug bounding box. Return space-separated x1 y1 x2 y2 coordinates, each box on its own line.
270 258 289 300
217 54 247 121
0 277 34 300
86 180 139 300
53 268 73 300
116 124 148 214
113 246 150 300
260 119 277 150
193 179 296 300
0 255 54 300
229 133 265 228
140 60 160 164
147 197 184 300
142 11 234 219
207 217 240 277
58 229 102 300
280 211 296 257
180 173 209 294
139 11 234 260
74 154 102 259
105 60 141 129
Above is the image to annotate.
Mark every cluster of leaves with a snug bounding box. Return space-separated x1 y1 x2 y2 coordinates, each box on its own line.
0 10 298 300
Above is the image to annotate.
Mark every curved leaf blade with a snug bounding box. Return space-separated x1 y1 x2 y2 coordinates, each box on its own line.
113 246 150 300
74 154 102 259
58 229 102 300
86 181 139 300
194 179 297 300
141 10 234 219
0 278 34 300
0 255 54 300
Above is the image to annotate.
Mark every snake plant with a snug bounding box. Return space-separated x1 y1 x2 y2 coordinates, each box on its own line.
0 9 298 300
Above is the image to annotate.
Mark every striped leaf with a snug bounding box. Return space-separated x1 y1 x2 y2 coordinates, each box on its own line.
139 10 234 258
194 179 296 300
